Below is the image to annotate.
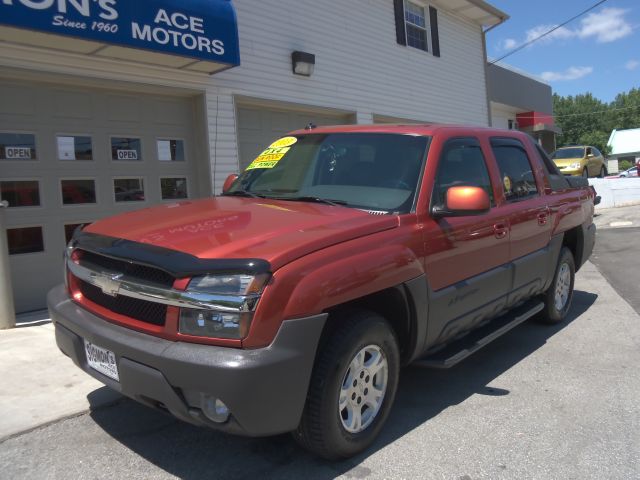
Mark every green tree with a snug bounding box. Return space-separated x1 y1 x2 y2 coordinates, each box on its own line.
553 93 611 154
553 88 640 156
610 88 640 131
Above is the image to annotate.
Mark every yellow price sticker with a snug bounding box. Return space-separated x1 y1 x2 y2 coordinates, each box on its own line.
268 136 298 148
246 145 291 170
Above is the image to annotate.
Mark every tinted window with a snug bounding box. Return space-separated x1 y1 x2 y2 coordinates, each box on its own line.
57 136 92 160
0 133 36 160
161 177 188 199
531 141 570 192
1 180 40 207
592 147 602 157
491 138 538 201
111 137 142 161
61 179 96 205
157 139 185 162
7 227 44 255
432 138 493 207
64 224 84 243
552 147 584 159
114 178 145 202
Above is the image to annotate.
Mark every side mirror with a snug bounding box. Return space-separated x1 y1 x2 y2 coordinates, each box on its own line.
222 173 239 193
432 186 490 218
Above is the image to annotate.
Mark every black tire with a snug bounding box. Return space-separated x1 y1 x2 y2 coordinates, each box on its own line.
599 166 606 178
539 247 575 324
582 167 589 178
293 310 400 460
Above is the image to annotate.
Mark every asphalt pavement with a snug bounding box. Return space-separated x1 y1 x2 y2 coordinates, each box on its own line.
591 205 640 314
1 261 639 480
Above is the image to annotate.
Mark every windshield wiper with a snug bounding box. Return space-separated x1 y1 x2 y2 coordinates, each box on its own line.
278 196 348 207
222 190 266 198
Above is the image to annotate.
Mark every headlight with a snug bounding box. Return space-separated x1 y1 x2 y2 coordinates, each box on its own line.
187 273 269 296
178 273 270 339
179 310 253 339
570 162 582 169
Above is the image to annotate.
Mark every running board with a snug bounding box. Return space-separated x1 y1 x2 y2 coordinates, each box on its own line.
412 300 545 369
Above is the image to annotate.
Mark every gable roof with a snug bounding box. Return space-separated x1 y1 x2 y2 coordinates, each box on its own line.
608 128 640 156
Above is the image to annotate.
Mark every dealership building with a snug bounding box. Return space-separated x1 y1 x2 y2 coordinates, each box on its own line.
1 0 556 313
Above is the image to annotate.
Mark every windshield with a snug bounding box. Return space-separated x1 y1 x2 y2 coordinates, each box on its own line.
552 147 585 159
227 133 430 213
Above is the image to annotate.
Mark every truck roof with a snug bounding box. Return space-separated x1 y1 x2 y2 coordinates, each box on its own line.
288 123 520 137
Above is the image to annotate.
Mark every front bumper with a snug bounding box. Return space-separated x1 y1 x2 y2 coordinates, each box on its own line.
559 167 583 176
48 285 327 436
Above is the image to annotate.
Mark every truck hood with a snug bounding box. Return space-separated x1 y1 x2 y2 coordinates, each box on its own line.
83 197 398 271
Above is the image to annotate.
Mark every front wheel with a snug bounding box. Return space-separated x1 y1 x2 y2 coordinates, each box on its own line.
582 167 589 178
293 310 400 459
539 247 575 324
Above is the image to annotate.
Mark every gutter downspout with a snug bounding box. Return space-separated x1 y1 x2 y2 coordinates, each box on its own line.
0 200 15 329
482 20 507 127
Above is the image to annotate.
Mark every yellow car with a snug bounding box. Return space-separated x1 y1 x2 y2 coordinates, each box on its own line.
551 145 607 178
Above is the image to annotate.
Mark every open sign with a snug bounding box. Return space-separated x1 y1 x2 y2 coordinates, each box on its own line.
117 149 138 160
4 146 32 159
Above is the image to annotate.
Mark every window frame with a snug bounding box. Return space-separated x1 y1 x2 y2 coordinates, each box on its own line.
55 133 94 161
0 178 42 209
430 136 496 212
156 137 187 163
160 176 190 201
110 135 143 162
112 176 147 204
404 0 431 52
489 136 540 203
59 177 98 207
6 224 46 256
0 130 38 161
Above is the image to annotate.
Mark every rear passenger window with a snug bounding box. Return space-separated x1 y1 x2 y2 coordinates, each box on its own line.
432 137 494 207
532 141 570 192
490 138 538 202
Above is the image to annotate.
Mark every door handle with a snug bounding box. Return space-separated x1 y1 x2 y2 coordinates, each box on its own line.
493 223 508 239
537 212 549 226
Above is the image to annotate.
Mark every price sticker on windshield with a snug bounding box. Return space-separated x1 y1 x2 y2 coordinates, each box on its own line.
246 137 297 170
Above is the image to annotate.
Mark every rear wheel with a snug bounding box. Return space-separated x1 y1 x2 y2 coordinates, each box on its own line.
293 310 400 459
539 247 575 324
599 166 606 178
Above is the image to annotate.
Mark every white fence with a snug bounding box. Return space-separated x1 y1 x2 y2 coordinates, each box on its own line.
589 178 640 209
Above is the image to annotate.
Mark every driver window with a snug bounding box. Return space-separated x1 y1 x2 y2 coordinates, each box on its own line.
490 137 538 202
432 137 494 207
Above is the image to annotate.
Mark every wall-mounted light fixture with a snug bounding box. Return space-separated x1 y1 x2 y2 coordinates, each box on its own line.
291 51 315 77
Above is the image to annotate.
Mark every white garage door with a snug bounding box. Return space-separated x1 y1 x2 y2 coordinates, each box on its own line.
237 105 351 170
0 79 202 312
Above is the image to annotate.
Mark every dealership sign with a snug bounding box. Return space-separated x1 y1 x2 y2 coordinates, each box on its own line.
0 0 240 66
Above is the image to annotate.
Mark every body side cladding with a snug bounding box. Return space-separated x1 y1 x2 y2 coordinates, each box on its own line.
401 276 430 363
419 241 563 356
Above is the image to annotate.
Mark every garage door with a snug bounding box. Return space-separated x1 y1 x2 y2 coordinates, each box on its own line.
237 105 351 170
0 79 202 312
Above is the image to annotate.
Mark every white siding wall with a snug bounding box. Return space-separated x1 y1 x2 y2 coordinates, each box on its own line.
490 103 520 130
207 0 490 189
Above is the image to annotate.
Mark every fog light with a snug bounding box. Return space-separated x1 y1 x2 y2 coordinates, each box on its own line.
202 395 230 423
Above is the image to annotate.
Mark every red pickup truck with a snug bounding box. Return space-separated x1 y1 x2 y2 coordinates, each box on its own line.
49 124 596 459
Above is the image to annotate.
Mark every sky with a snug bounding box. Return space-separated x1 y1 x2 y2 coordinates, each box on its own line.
486 0 640 102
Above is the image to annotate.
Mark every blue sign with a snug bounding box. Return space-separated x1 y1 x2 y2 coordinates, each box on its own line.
0 0 240 67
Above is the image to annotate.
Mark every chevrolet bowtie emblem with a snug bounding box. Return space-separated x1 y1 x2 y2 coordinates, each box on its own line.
92 272 124 297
